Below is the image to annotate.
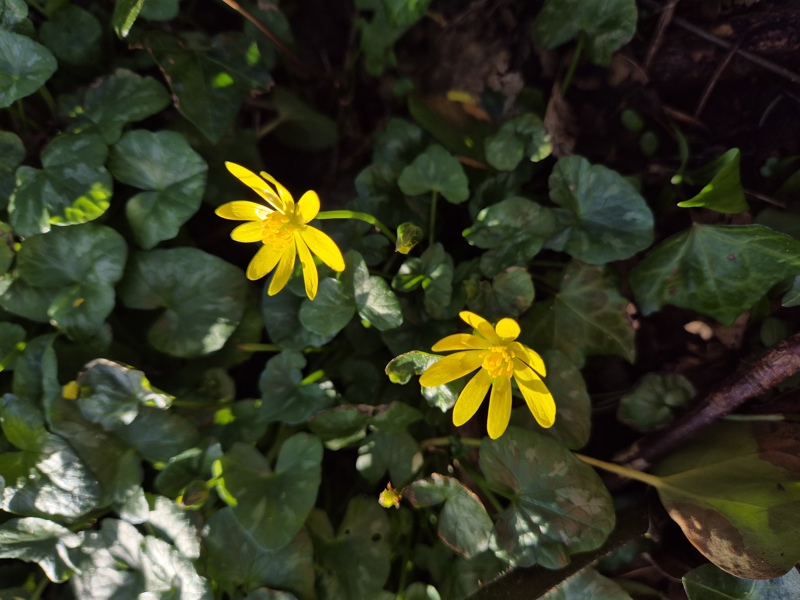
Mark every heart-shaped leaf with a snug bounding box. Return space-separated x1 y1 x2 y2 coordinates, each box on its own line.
0 517 83 583
617 373 695 432
39 6 102 66
0 30 56 108
398 144 469 204
485 114 552 171
258 351 337 425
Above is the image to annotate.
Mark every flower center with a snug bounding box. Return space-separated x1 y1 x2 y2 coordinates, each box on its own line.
261 211 301 251
480 345 515 379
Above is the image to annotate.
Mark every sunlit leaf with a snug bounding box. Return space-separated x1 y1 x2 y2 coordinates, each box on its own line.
678 149 748 214
112 0 146 37
347 250 403 330
357 431 422 487
0 517 82 583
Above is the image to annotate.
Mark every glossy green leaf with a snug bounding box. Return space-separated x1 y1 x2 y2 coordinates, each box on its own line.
404 473 493 558
542 567 632 600
480 427 615 568
11 224 127 339
142 31 272 143
464 197 555 277
465 268 535 321
0 29 56 108
0 517 82 583
678 149 748 214
262 287 334 350
259 351 337 425
348 251 403 330
299 278 356 337
60 70 170 144
385 350 464 412
9 134 113 237
533 0 638 65
546 156 653 264
393 243 454 320
485 114 552 171
112 0 145 37
39 6 102 66
0 131 24 210
404 583 441 600
268 87 338 151
356 431 422 487
140 0 179 21
782 276 800 307
521 261 636 368
0 322 24 371
683 563 800 600
11 334 58 406
0 0 30 33
653 421 800 579
307 496 392 600
119 248 248 357
206 508 315 599
617 373 695 432
215 434 323 550
398 145 469 204
0 394 102 520
109 130 208 249
630 225 800 326
0 221 12 274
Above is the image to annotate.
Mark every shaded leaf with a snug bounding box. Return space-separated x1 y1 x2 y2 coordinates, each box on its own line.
546 156 653 264
299 278 356 337
11 334 58 406
480 427 615 568
385 350 464 411
0 131 24 210
398 145 469 204
782 276 800 307
520 261 636 368
109 129 208 249
119 248 248 358
259 351 337 425
262 289 335 351
39 6 102 66
542 567 632 600
393 243 454 320
679 149 748 214
356 431 422 487
269 87 338 151
348 251 403 330
465 268 535 321
630 225 800 326
0 30 56 108
0 322 24 371
683 563 800 600
0 517 82 582
617 373 695 432
485 114 552 171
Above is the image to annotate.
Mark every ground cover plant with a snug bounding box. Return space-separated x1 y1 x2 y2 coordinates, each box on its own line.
1 0 800 598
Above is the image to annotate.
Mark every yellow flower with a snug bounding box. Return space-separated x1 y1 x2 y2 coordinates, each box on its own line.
215 162 345 300
419 311 555 439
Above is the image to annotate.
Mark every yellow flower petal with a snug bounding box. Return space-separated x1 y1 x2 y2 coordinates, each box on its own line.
458 311 500 344
432 333 491 352
495 318 520 341
216 201 271 222
486 376 512 439
510 342 546 377
452 369 492 427
296 190 320 223
231 221 263 243
225 163 285 212
301 226 345 272
247 244 282 280
513 364 556 428
259 170 294 212
267 240 296 296
295 232 319 300
419 350 483 387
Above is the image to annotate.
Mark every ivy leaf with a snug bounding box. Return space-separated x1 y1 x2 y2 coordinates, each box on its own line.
678 149 748 214
206 508 315 599
404 474 493 558
347 251 403 330
142 31 273 143
11 224 127 340
39 6 102 66
533 0 638 65
520 261 636 368
0 30 56 108
398 145 469 204
356 431 422 487
480 427 615 568
0 131 24 210
617 373 695 432
465 268 535 321
392 244 454 320
119 248 248 358
259 351 337 425
109 130 208 249
546 156 653 265
683 563 800 600
307 496 392 600
214 435 323 550
464 197 555 277
542 567 633 600
0 517 83 583
0 394 102 520
485 114 552 171
60 70 171 144
630 225 800 326
9 134 113 237
299 278 356 337
112 0 146 37
653 421 800 579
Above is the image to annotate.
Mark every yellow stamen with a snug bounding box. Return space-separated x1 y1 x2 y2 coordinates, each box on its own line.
480 345 515 379
261 211 302 251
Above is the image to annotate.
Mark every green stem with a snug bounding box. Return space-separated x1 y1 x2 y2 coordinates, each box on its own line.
574 453 664 488
237 342 282 352
256 115 288 140
420 436 482 449
428 190 439 245
39 86 57 118
561 31 586 96
29 576 48 600
316 210 397 243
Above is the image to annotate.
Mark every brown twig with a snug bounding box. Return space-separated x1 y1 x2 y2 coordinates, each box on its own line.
615 329 800 470
644 0 678 71
694 39 741 118
744 189 787 209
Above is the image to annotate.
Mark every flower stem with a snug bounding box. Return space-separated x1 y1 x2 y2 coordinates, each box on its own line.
237 343 282 352
429 190 439 245
316 210 397 244
420 436 482 449
561 31 586 96
574 453 664 488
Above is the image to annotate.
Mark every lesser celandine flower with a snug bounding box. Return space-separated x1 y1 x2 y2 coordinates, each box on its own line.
215 162 345 300
419 311 555 439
